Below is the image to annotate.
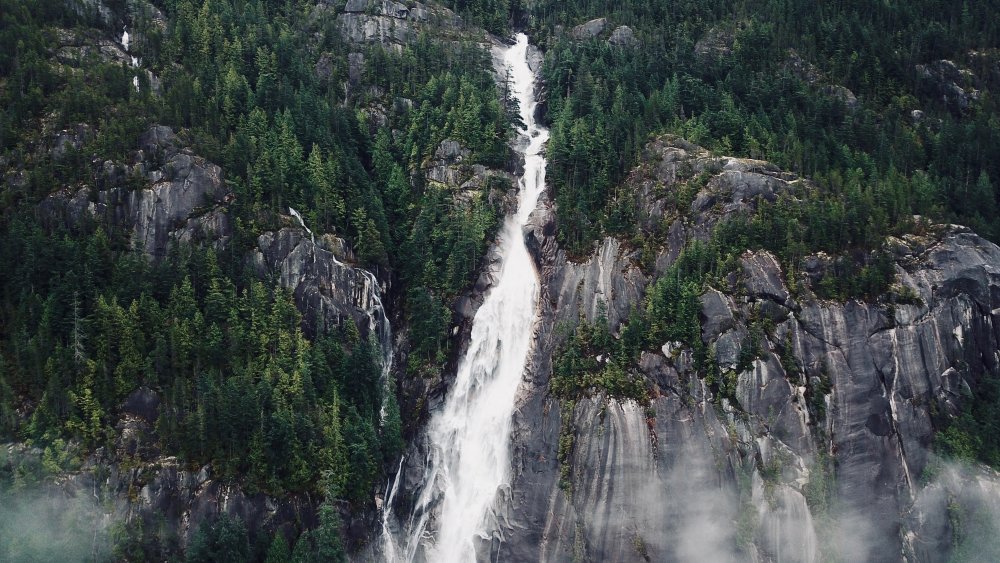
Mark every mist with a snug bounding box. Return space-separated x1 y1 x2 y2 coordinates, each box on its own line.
0 449 111 562
557 397 1000 563
905 458 1000 561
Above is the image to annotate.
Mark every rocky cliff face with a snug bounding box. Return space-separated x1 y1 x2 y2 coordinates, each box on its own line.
41 125 230 257
253 227 390 340
330 0 465 48
498 136 1000 562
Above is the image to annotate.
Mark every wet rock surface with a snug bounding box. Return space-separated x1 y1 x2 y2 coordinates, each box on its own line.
499 136 1000 562
252 227 390 339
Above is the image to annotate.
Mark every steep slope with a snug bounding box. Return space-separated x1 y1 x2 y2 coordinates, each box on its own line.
5 0 1000 560
501 136 1000 562
4 121 394 557
1 0 513 559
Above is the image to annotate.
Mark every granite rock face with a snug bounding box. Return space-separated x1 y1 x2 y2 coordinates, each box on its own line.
570 18 608 40
694 25 737 59
252 227 390 340
607 25 637 47
42 126 231 258
334 0 463 47
917 59 982 114
40 125 390 344
784 49 860 110
496 136 1000 562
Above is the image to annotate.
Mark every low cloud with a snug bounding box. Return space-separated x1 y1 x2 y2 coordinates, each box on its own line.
0 449 111 562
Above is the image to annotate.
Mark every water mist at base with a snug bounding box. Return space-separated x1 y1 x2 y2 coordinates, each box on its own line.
382 33 547 563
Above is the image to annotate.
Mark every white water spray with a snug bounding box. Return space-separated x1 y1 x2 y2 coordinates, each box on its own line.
122 28 141 92
383 33 548 563
289 207 316 245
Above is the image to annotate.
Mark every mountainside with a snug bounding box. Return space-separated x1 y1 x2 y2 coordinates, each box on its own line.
503 136 1000 562
2 0 1000 561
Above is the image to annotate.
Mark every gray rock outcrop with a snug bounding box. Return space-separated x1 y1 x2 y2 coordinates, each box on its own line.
570 18 607 40
917 59 982 114
42 126 231 257
694 25 736 59
607 25 637 47
40 125 390 345
334 0 462 47
253 227 390 340
785 50 860 110
822 84 860 110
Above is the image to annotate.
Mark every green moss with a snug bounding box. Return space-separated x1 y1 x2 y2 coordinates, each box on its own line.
558 400 577 494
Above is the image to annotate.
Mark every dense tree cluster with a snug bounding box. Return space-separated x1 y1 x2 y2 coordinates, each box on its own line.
531 0 1000 263
550 303 647 403
0 218 402 500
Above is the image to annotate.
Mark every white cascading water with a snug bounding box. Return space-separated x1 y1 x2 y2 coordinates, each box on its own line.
121 27 140 92
289 206 395 419
383 33 548 563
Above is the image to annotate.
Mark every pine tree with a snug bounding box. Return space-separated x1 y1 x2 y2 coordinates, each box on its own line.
265 533 291 563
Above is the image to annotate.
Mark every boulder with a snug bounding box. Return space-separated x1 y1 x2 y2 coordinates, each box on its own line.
822 84 860 110
694 26 735 59
700 289 735 339
122 387 160 423
917 59 981 113
571 18 607 40
607 25 637 47
434 139 470 163
51 123 94 160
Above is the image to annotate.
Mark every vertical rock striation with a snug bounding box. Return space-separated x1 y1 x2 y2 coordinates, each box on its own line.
503 136 1000 562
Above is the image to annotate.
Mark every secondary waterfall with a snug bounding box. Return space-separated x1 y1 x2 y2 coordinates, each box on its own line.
288 206 394 419
383 33 547 562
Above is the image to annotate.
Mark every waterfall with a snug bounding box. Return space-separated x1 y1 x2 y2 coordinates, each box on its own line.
122 28 140 92
288 207 315 245
383 33 547 563
288 206 395 420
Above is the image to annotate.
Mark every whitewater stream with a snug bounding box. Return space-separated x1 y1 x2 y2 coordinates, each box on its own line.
383 33 547 562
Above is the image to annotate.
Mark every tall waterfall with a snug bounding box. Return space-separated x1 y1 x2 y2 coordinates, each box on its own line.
383 33 548 563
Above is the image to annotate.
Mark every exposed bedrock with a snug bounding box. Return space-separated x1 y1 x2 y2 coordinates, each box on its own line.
506 137 1000 562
